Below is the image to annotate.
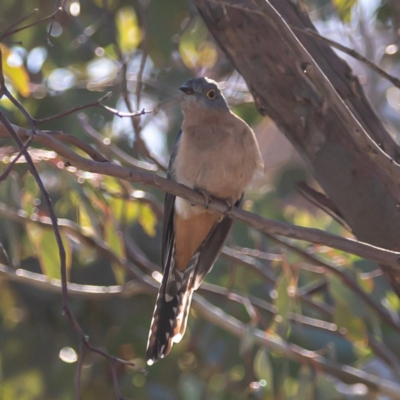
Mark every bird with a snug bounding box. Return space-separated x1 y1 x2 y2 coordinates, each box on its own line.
146 77 264 365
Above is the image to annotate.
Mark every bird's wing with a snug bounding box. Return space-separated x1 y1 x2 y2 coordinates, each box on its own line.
161 129 181 271
147 130 189 364
192 197 242 290
147 129 241 364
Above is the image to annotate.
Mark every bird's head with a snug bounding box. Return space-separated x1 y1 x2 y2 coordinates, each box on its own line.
180 77 229 113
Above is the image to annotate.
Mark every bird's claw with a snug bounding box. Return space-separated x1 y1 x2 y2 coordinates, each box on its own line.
196 189 211 209
224 200 233 212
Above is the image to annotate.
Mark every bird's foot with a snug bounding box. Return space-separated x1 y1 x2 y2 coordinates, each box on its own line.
223 199 233 212
195 189 211 209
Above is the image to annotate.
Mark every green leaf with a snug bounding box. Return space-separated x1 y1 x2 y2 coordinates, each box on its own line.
21 175 39 212
334 303 367 344
77 198 94 235
231 103 262 127
315 374 341 400
332 0 358 23
139 204 157 237
102 176 122 193
297 366 315 399
116 6 142 53
253 348 273 394
0 370 44 399
104 217 126 285
329 274 368 318
274 269 294 337
356 272 374 294
108 196 125 222
385 291 400 312
147 0 189 66
26 226 71 280
0 280 19 329
239 326 256 355
178 18 217 70
284 377 298 398
0 43 30 97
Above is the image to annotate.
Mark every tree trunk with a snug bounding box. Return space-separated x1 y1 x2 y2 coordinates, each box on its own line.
195 0 400 290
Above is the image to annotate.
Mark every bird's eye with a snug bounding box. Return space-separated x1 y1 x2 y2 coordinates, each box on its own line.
206 89 216 100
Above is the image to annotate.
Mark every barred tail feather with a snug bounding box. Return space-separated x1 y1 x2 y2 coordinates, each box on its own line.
146 286 194 365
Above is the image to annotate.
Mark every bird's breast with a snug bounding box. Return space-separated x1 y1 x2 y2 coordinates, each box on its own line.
173 127 256 203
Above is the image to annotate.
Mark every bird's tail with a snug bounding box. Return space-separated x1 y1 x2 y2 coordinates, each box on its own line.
146 277 194 365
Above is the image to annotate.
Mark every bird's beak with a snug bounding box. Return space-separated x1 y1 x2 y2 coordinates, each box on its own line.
179 84 194 95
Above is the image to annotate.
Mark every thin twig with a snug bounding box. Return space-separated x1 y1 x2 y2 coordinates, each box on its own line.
114 43 167 171
34 92 154 124
78 113 157 171
75 340 84 400
0 201 334 320
0 7 64 40
0 136 32 181
34 92 113 124
0 56 144 381
202 0 400 188
135 0 149 114
290 25 400 90
1 123 400 268
0 8 39 38
47 0 66 46
0 257 397 397
98 185 164 218
0 201 146 280
44 130 109 162
0 111 71 305
0 262 148 299
268 234 400 333
111 361 123 400
101 105 154 118
192 293 400 399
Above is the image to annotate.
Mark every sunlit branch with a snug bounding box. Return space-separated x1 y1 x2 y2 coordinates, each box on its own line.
266 234 400 333
2 260 399 397
77 113 157 171
192 294 400 399
290 26 400 90
114 41 167 172
0 136 32 181
0 201 147 280
0 48 143 383
0 6 63 40
34 92 154 124
200 0 400 187
0 122 399 269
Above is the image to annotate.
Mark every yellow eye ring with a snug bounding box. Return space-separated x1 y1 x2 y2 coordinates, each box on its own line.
206 89 216 100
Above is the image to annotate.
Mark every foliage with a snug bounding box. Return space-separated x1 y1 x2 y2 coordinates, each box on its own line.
1 0 400 399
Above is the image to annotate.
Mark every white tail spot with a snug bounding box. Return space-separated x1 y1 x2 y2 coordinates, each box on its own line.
173 333 183 343
165 294 174 302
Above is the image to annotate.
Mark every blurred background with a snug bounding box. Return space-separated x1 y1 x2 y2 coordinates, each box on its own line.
1 0 400 399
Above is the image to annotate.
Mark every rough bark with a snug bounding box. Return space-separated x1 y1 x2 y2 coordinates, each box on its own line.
195 0 400 288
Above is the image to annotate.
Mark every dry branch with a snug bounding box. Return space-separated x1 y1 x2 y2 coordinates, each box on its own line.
194 0 400 293
2 261 400 398
1 122 399 268
2 121 400 267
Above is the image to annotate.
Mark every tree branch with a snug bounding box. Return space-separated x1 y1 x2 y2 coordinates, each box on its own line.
192 294 400 399
2 261 399 397
1 122 399 269
194 0 400 295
